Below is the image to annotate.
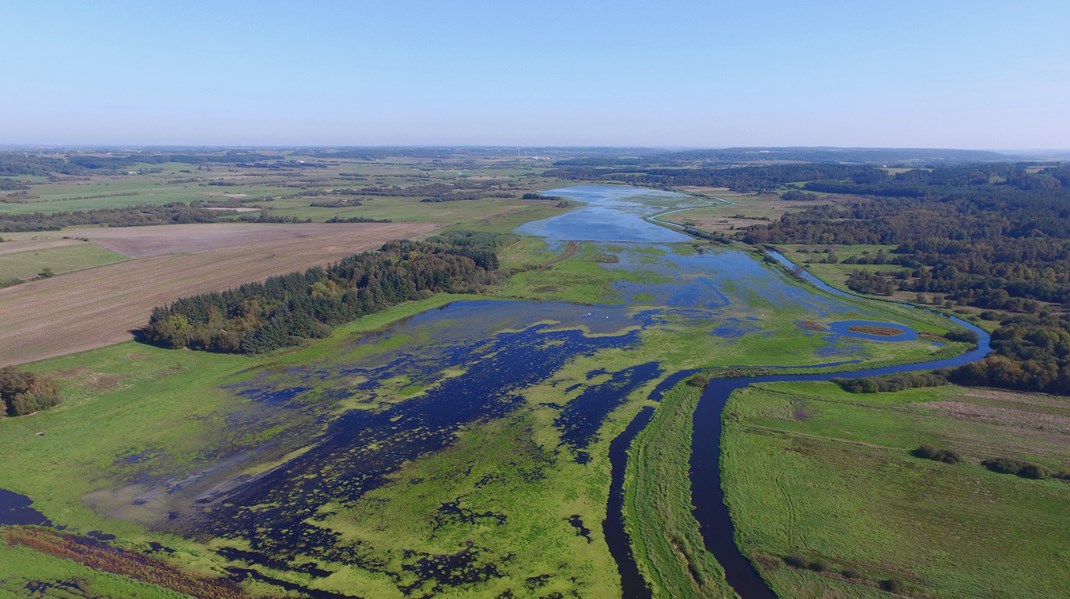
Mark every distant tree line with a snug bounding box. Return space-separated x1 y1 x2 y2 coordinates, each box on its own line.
845 270 896 296
141 232 506 354
521 193 565 201
738 162 1070 394
0 203 224 233
834 371 948 393
1 367 60 417
0 151 275 176
544 163 885 193
0 178 30 191
324 216 393 223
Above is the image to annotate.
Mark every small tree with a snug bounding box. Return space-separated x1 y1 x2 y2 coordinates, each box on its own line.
38 267 54 278
0 366 61 416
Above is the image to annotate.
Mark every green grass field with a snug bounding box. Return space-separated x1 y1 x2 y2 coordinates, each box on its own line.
0 242 127 283
721 382 1070 598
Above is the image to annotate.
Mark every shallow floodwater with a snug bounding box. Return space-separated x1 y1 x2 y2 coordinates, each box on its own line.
515 185 693 243
55 185 979 598
0 488 52 526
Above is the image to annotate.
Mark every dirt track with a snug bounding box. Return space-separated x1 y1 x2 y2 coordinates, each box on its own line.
0 223 439 366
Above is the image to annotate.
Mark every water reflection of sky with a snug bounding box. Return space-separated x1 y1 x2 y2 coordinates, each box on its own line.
514 184 693 243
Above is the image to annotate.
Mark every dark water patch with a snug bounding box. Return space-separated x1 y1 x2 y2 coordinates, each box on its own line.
713 318 761 338
86 530 116 541
524 574 552 589
200 322 639 574
648 370 701 402
604 406 655 599
690 317 991 599
567 515 592 543
144 541 175 555
235 386 311 404
217 545 333 577
114 448 159 465
227 567 359 599
23 579 86 596
585 368 608 380
828 320 918 342
433 499 507 530
555 362 662 459
399 542 505 595
0 488 52 527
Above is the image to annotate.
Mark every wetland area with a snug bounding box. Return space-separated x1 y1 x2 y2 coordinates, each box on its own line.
1 185 990 598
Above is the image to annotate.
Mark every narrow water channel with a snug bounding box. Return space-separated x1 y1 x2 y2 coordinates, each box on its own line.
687 256 991 598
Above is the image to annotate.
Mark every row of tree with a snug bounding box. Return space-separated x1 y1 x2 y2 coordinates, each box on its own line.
141 233 506 354
0 203 224 232
0 151 274 176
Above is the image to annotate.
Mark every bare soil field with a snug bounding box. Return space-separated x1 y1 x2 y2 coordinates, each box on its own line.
0 238 82 256
55 223 397 258
0 223 438 366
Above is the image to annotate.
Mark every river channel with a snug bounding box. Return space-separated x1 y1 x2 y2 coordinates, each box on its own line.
2 185 990 599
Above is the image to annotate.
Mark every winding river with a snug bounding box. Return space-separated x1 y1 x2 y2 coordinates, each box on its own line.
687 281 990 599
2 184 992 599
520 186 992 598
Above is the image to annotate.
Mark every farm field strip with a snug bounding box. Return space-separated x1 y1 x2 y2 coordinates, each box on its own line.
0 222 439 366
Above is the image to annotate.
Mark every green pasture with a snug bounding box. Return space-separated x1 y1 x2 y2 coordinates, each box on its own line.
722 382 1070 598
0 242 127 283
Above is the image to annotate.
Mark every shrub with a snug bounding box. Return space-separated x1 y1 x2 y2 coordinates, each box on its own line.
689 374 709 389
783 553 831 572
807 558 829 572
911 444 962 464
841 568 862 579
880 577 905 593
982 457 1052 480
0 366 61 416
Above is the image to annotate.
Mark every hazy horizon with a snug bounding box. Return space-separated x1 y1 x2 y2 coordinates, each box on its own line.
2 1 1067 148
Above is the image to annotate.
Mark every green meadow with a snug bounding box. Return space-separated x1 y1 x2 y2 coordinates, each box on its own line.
721 382 1070 598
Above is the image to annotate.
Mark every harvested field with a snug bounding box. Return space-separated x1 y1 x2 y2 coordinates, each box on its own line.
0 238 82 256
0 223 438 366
55 222 396 258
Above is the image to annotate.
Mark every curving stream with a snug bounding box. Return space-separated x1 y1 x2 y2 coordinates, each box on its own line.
684 252 990 599
520 185 993 598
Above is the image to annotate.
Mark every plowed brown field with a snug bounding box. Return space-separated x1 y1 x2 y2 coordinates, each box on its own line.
0 222 439 366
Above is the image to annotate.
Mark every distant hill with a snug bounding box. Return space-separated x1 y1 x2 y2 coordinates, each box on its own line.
664 147 1015 165
551 147 1023 168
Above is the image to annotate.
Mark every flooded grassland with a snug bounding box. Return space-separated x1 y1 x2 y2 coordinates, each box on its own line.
0 186 973 598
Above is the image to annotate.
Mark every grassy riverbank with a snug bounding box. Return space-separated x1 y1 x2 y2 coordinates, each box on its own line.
721 382 1070 598
624 384 735 598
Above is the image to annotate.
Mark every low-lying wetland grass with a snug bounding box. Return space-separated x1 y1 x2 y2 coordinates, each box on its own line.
1 230 977 597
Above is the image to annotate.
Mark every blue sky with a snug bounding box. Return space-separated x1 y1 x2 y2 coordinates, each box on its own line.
2 1 1067 148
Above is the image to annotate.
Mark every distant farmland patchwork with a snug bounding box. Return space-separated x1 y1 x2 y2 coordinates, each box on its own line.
0 222 439 366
